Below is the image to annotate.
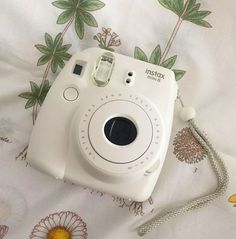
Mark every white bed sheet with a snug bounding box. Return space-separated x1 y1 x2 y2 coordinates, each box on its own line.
0 0 236 238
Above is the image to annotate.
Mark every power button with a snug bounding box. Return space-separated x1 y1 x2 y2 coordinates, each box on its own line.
63 87 79 101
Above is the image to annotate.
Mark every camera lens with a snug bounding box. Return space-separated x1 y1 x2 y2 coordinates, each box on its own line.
104 117 137 146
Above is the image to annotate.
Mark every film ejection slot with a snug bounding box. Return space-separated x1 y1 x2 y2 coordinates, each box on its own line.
93 52 115 87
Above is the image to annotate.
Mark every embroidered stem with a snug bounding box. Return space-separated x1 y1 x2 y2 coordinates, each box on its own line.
32 0 81 124
160 17 183 63
160 1 190 64
16 145 28 161
32 104 35 125
33 59 51 123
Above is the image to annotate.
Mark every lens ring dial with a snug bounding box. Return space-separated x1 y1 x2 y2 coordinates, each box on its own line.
75 92 163 175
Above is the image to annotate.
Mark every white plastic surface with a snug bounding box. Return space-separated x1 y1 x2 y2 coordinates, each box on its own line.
27 47 177 201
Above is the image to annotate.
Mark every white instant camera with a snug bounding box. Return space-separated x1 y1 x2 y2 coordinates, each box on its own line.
27 48 177 201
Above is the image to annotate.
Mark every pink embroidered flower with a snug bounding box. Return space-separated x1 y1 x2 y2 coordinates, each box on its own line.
173 127 207 164
111 32 118 38
0 225 9 239
93 27 121 52
113 197 153 216
110 39 121 46
97 33 102 38
29 211 87 239
102 27 111 36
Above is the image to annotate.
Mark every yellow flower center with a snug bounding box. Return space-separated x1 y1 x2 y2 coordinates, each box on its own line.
47 227 71 239
228 194 236 203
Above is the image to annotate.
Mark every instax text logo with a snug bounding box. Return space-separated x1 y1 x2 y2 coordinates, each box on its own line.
145 69 165 82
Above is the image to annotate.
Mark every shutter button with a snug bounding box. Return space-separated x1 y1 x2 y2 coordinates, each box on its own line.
63 87 79 101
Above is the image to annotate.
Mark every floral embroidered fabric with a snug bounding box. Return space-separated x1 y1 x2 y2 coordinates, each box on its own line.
0 0 236 238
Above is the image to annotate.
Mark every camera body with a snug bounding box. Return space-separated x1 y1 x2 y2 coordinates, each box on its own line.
27 48 177 201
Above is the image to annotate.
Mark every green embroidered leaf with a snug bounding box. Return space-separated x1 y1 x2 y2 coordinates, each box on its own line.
57 52 71 60
79 0 105 11
134 47 148 62
79 10 98 27
45 33 54 48
158 0 212 28
37 55 50 66
30 81 40 95
42 80 50 92
75 15 84 39
56 44 72 53
184 3 200 16
37 96 44 106
53 0 104 40
25 98 37 109
172 69 186 81
176 0 184 15
188 18 212 27
38 80 50 105
57 9 74 24
185 0 196 8
149 45 161 65
158 0 184 16
35 44 50 54
52 0 74 9
19 80 51 109
35 32 72 73
185 10 211 20
54 32 63 47
182 0 212 27
51 59 58 73
19 89 37 109
18 92 33 100
53 0 77 25
55 57 65 68
161 55 177 68
172 0 184 16
183 0 196 13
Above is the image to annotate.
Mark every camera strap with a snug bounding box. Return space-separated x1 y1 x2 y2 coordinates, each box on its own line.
136 92 229 236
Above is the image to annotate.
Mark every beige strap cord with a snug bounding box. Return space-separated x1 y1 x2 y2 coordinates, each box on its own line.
136 95 229 236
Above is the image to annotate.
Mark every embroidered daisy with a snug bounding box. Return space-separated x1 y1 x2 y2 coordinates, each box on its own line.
30 211 87 239
173 127 207 164
0 225 9 239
